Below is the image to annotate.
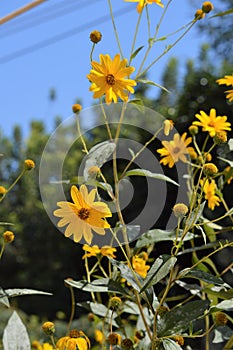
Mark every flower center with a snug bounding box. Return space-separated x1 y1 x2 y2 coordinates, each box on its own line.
208 121 215 127
69 329 80 338
106 74 116 85
173 147 181 154
78 208 90 220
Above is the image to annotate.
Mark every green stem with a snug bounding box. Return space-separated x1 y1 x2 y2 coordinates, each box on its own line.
0 241 5 259
0 169 26 203
107 0 124 58
66 285 75 333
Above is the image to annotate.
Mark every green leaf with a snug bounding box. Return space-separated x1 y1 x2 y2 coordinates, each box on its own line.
157 300 210 336
179 268 224 285
4 288 52 298
136 229 194 248
65 278 129 295
162 339 183 350
130 46 144 60
203 288 233 300
83 141 116 181
211 8 233 18
129 98 144 112
137 79 170 93
214 299 233 311
0 287 10 307
218 156 233 167
185 201 206 227
124 169 179 186
3 311 31 350
77 302 118 327
140 255 177 293
110 259 141 292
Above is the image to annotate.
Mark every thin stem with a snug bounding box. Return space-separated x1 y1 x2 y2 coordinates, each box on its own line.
107 0 124 58
0 169 26 203
137 19 197 79
129 8 143 65
90 43 95 62
77 116 89 154
100 101 113 141
120 126 163 179
66 285 75 333
0 241 5 260
50 334 58 349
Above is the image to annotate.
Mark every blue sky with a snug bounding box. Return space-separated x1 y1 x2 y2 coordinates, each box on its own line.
1 0 211 137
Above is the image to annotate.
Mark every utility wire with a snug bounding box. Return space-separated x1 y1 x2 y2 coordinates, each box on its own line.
0 0 102 37
0 0 48 25
0 6 133 64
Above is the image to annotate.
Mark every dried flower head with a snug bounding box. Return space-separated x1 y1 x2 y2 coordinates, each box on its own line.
107 333 121 345
214 312 228 326
122 338 134 350
173 203 188 218
90 30 102 44
174 335 184 346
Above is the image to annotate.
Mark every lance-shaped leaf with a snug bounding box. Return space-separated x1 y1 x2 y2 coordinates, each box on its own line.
137 79 170 93
213 298 233 311
185 201 206 227
136 229 194 248
140 255 177 293
162 338 183 350
179 268 225 285
4 288 52 298
157 300 210 336
83 141 116 181
0 287 10 307
130 46 144 60
77 301 118 326
3 311 30 350
65 277 129 295
124 169 179 186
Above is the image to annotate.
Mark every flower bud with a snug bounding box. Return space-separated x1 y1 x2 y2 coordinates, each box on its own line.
3 231 14 243
214 131 227 144
189 125 198 136
90 30 102 44
163 119 174 136
174 335 184 346
173 203 188 218
109 296 122 309
0 186 7 196
42 321 55 335
194 9 205 20
203 163 218 177
24 159 35 170
72 104 82 113
202 1 214 13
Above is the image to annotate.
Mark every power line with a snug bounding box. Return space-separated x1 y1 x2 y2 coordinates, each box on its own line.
0 0 100 38
0 0 48 25
0 6 133 64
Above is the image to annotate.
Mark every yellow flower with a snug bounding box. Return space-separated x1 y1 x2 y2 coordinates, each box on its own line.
82 244 116 259
100 246 117 258
216 74 233 102
94 329 105 344
54 185 112 245
32 341 53 350
41 321 55 335
56 330 90 350
163 119 174 136
87 53 136 104
201 179 221 210
157 133 194 168
125 0 164 13
192 108 231 137
132 255 150 278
